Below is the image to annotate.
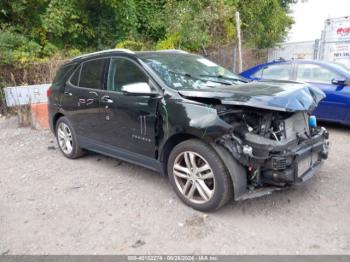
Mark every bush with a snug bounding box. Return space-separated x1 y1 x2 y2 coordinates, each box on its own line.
116 38 149 51
155 33 181 50
0 29 27 64
12 41 43 64
65 48 81 59
42 43 59 57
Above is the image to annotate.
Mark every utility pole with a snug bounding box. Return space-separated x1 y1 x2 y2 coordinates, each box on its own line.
235 11 242 73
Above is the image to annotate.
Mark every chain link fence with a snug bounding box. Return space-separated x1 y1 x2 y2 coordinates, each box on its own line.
204 44 268 73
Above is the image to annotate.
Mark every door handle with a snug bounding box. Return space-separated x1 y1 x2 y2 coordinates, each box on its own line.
89 91 98 97
101 95 114 104
64 91 72 96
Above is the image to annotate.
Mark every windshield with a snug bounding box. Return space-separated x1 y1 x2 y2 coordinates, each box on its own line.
138 52 247 90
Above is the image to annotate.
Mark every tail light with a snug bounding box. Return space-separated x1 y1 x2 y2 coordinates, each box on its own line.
46 87 52 97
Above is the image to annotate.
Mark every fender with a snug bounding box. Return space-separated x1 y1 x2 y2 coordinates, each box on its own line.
210 142 248 200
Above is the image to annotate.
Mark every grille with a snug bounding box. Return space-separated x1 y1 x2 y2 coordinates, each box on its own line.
272 157 288 170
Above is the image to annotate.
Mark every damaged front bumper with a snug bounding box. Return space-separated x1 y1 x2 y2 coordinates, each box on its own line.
219 127 329 200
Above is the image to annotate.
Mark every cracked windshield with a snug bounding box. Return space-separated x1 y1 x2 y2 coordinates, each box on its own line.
140 53 247 90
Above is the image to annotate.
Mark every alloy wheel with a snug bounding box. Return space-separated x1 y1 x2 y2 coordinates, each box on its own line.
57 122 73 155
173 151 215 204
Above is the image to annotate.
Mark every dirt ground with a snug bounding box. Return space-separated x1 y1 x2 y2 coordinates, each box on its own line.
0 116 349 255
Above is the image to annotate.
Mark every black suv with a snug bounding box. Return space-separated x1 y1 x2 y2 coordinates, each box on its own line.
48 49 329 211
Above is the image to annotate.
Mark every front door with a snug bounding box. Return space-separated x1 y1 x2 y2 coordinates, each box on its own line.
99 57 160 158
252 62 293 81
62 58 108 140
295 63 349 122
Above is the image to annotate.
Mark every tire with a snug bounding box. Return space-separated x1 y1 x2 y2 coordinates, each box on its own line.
55 116 84 159
167 139 233 211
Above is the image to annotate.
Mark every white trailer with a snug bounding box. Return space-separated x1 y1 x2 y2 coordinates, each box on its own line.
319 16 350 68
268 16 350 68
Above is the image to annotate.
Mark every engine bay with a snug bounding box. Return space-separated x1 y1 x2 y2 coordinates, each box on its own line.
214 105 329 189
216 105 312 143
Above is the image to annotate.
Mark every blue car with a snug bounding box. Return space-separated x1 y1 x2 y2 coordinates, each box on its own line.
240 59 350 125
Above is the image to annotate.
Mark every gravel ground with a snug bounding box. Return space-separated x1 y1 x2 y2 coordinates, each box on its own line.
0 116 349 255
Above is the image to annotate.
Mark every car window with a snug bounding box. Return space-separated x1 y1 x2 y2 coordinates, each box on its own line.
296 64 340 84
79 59 106 89
53 63 77 86
254 63 291 80
107 58 149 92
70 66 81 86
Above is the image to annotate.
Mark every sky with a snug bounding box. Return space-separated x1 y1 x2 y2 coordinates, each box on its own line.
287 0 350 42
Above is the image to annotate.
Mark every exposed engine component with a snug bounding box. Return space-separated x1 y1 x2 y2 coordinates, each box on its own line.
216 106 310 144
215 105 328 188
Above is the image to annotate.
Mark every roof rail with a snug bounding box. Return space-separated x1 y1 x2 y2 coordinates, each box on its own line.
72 48 135 60
156 49 188 54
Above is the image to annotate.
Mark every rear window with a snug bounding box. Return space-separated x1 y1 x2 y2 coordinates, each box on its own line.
70 67 81 86
53 63 77 86
296 63 340 84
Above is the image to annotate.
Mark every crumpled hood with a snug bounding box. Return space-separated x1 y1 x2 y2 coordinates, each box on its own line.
178 80 326 112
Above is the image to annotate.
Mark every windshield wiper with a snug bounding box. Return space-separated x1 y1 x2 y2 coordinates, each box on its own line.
168 70 201 81
168 70 232 85
199 74 248 83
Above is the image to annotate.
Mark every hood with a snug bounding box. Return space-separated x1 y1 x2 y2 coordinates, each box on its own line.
178 80 326 112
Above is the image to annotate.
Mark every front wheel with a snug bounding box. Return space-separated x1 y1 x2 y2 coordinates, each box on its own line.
167 139 233 211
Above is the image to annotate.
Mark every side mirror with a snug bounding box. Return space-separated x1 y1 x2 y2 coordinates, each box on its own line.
331 78 347 86
121 82 157 96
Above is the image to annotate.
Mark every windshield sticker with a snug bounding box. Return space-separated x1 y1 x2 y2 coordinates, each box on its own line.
197 58 217 67
173 82 183 88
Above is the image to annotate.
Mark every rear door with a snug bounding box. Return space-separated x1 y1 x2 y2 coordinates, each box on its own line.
62 58 108 140
295 62 348 122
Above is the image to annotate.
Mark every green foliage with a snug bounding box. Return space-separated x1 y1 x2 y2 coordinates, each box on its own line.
12 40 42 64
135 0 166 42
0 0 299 65
65 48 81 58
116 38 149 51
279 0 299 11
41 43 59 57
156 33 182 50
154 0 238 51
238 0 294 48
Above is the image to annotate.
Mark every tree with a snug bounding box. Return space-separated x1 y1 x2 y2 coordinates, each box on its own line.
238 0 294 48
0 0 299 64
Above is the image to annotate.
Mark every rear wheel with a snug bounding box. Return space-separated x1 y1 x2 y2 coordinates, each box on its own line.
55 117 84 159
167 139 233 211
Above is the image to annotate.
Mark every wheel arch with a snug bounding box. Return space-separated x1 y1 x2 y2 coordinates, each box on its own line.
159 133 199 176
52 112 65 132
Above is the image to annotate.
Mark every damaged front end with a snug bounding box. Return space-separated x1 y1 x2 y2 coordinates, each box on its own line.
216 107 329 199
178 81 329 200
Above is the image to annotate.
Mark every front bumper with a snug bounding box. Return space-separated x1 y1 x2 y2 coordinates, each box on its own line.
261 130 329 186
222 127 329 194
